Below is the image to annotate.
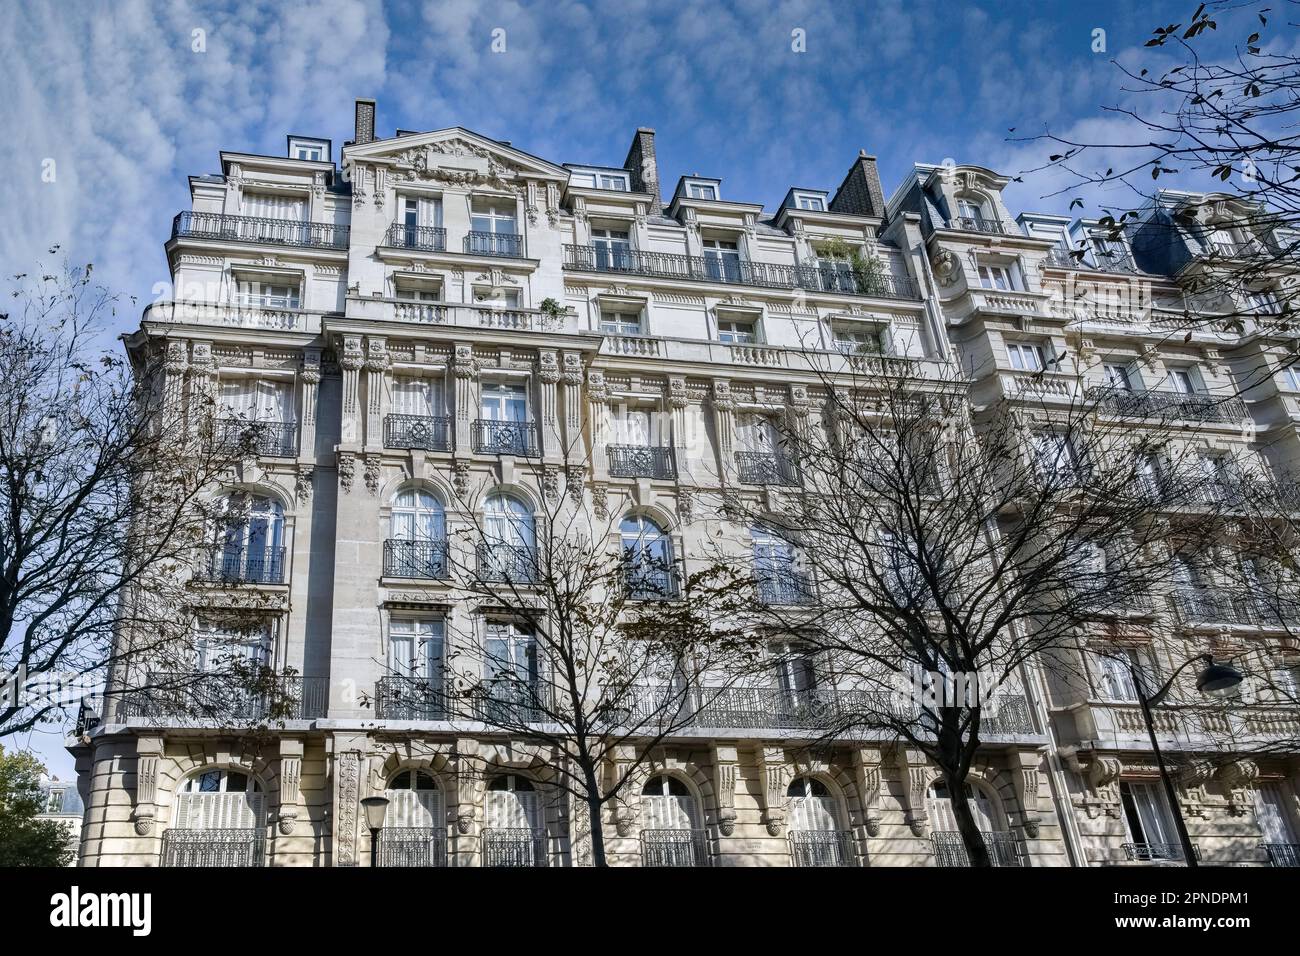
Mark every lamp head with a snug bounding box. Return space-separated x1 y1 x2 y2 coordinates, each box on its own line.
360 795 390 832
1195 657 1244 697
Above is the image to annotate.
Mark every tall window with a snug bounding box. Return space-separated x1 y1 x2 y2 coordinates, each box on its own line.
927 781 998 831
620 514 674 597
391 489 445 542
1095 647 1148 702
483 493 535 577
240 191 305 221
833 325 883 355
736 413 779 453
1254 783 1298 847
642 775 700 830
1033 432 1082 482
591 227 632 270
235 280 300 309
702 238 741 281
957 198 986 224
173 770 263 831
470 197 517 236
978 262 1016 291
1006 342 1051 372
194 619 271 672
1167 367 1199 395
611 407 654 445
772 642 818 700
1245 288 1279 314
1119 781 1178 858
485 622 539 689
386 770 443 829
210 493 284 583
392 376 444 418
219 379 293 424
600 310 642 335
1103 363 1133 390
788 778 840 832
485 774 541 831
388 618 444 685
1281 365 1300 391
480 382 529 423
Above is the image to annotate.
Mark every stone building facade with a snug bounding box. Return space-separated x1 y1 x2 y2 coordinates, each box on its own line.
70 101 1300 867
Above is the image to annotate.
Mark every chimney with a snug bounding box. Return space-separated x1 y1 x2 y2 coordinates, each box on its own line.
623 127 660 205
829 149 887 218
354 98 377 146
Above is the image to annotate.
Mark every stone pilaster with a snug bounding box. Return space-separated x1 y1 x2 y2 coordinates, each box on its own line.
538 349 560 458
711 379 737 482
277 738 304 836
853 747 884 837
332 746 362 866
712 745 738 836
561 351 584 461
758 748 789 836
895 747 931 837
364 336 388 452
339 334 364 446
131 737 163 837
453 344 476 454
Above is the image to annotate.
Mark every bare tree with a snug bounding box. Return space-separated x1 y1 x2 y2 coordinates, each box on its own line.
1020 2 1299 336
718 354 1224 866
0 261 277 739
369 447 759 867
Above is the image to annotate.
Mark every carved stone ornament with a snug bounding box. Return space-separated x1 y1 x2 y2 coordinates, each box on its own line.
676 488 695 523
566 465 586 505
295 466 314 502
338 451 356 495
931 248 961 287
364 453 382 496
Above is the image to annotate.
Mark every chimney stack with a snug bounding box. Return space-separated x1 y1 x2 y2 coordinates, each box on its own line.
354 98 377 146
829 149 887 218
623 127 660 205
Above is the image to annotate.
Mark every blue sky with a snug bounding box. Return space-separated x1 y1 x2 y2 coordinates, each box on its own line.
0 0 1266 775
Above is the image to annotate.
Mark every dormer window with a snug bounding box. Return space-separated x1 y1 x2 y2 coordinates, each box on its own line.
957 198 987 223
287 136 330 163
687 182 718 200
598 173 629 191
568 169 630 191
794 192 825 211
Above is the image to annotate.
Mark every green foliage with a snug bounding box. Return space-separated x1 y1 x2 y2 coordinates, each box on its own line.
0 746 76 867
817 237 887 294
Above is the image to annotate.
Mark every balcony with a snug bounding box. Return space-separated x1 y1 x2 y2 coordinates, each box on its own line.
472 419 539 457
144 300 315 332
383 222 446 252
1123 842 1198 863
384 414 451 452
470 680 549 724
194 546 285 586
117 672 327 722
735 451 800 486
1045 247 1141 274
378 828 448 866
375 675 448 720
640 829 710 867
932 830 1024 867
944 217 1008 235
476 543 538 584
1088 386 1248 425
608 444 675 480
622 565 681 601
756 570 817 606
172 211 348 250
789 830 856 867
160 828 265 867
465 231 523 258
1260 843 1300 867
562 244 919 300
212 418 298 458
384 539 450 580
1175 590 1266 627
482 829 547 866
1201 239 1263 260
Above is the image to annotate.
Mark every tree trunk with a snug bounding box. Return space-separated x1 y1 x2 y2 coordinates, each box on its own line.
583 766 607 867
946 771 992 868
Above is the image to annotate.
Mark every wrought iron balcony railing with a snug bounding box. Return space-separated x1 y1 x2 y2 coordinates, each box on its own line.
465 231 523 257
1203 239 1262 259
1174 590 1261 627
469 680 550 725
379 828 448 866
383 222 447 252
756 569 817 606
607 444 676 479
117 672 327 722
1123 842 1199 862
172 211 348 250
212 418 298 458
472 419 539 456
482 828 548 867
194 546 286 585
640 828 710 867
160 828 265 867
1260 842 1300 867
735 451 800 486
944 216 1008 235
562 244 919 299
1045 247 1141 274
475 543 538 584
622 564 681 601
932 830 1024 867
1088 386 1248 425
383 539 451 580
384 414 451 451
789 830 857 867
375 674 449 720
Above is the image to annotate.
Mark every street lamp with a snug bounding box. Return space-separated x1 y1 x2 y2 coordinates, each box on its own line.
360 795 390 868
1131 652 1243 868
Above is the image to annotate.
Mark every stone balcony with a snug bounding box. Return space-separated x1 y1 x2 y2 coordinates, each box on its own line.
345 295 580 334
1067 698 1300 751
142 300 330 333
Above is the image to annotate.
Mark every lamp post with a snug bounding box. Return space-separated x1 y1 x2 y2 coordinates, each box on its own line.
1130 652 1243 868
360 795 390 868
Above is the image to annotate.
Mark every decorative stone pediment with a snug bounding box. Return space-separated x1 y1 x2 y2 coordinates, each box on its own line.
348 127 568 188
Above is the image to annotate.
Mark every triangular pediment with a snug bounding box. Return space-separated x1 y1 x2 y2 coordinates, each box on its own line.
345 127 568 184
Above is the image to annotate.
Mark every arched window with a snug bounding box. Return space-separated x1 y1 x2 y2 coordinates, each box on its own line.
483 774 546 867
390 489 445 541
481 494 536 582
926 780 1020 867
209 493 284 584
173 769 264 830
639 775 708 867
620 515 676 599
385 770 443 828
387 489 448 579
752 525 814 605
787 778 853 867
927 780 999 831
955 195 989 227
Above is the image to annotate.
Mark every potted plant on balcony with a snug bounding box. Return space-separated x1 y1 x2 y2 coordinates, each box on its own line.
816 238 887 296
539 297 566 329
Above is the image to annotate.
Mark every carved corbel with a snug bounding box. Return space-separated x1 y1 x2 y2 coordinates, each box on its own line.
608 746 640 837
1218 759 1259 816
895 748 931 837
454 739 481 835
713 745 738 836
278 738 304 835
1011 750 1043 838
132 738 163 836
758 748 790 836
853 748 884 837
